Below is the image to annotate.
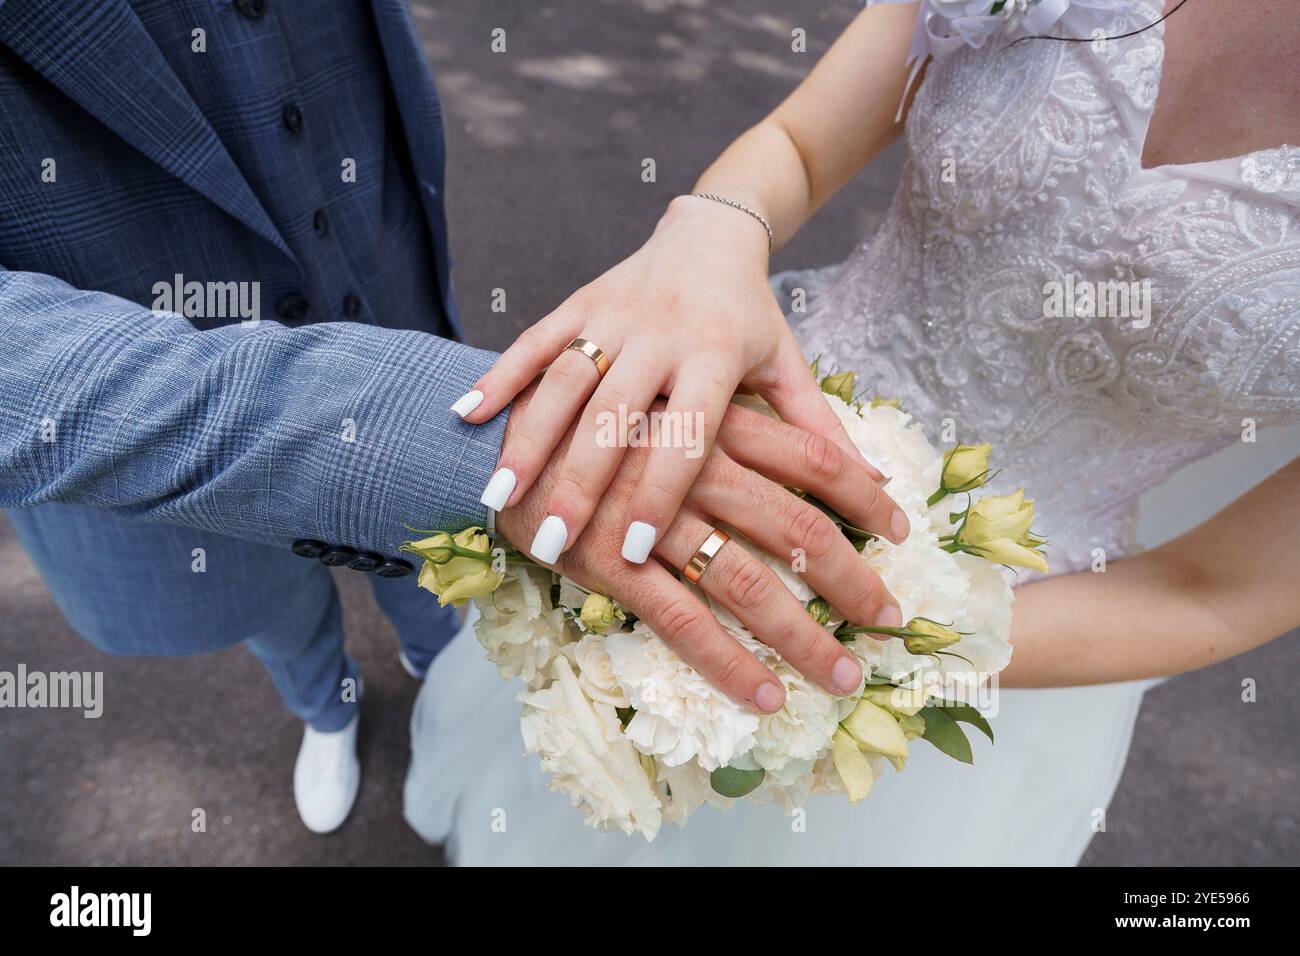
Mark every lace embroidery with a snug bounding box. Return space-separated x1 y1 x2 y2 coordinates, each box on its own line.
786 1 1300 575
1241 145 1300 195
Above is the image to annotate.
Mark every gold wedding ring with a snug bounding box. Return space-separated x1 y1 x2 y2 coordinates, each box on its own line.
565 337 611 377
684 528 730 583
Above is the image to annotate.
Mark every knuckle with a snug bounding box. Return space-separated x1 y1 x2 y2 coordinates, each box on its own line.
655 597 708 649
550 472 594 509
724 559 775 613
588 383 635 420
548 359 590 390
713 651 752 696
790 626 835 670
801 432 845 484
841 572 885 618
516 322 544 349
637 472 681 511
785 502 838 558
859 476 885 514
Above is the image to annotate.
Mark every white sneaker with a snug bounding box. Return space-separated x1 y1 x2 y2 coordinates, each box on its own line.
292 713 360 834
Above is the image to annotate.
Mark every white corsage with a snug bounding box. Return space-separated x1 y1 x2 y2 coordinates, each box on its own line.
870 0 1129 119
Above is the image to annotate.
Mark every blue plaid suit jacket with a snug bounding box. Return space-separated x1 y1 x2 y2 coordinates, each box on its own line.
0 0 507 562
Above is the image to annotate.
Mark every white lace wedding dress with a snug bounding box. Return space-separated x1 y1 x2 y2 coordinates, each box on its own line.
404 2 1299 864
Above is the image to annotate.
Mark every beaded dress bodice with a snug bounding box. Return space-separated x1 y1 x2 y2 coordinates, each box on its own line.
789 1 1300 571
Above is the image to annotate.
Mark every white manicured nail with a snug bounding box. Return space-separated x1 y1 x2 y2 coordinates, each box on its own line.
450 389 484 418
530 515 568 564
479 468 517 511
621 521 657 563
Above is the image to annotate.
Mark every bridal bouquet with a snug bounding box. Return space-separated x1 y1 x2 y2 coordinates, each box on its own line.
403 367 1048 840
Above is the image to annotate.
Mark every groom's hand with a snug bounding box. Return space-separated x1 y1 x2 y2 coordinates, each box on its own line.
494 383 902 714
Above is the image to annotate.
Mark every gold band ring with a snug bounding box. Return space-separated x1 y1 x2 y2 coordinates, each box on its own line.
683 528 730 584
565 337 611 377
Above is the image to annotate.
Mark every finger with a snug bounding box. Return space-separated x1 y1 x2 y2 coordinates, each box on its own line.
566 554 785 714
690 455 902 632
540 357 666 558
620 361 738 564
658 512 863 696
759 344 889 480
485 345 614 529
717 402 909 544
453 308 586 424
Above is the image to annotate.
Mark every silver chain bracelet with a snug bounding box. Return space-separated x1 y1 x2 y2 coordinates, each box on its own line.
689 193 774 250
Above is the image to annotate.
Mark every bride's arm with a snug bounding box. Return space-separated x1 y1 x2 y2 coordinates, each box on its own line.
1001 458 1300 687
694 1 922 246
454 2 922 571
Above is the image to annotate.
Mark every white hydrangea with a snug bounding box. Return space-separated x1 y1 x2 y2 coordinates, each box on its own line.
474 564 572 689
519 656 661 839
606 623 759 771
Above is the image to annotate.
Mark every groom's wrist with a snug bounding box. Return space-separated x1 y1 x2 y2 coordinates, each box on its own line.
363 335 509 552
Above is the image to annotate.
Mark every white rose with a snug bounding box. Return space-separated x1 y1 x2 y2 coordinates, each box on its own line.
606 623 759 771
571 633 628 708
519 656 661 839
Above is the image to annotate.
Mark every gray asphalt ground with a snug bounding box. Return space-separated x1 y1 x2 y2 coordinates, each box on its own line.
1 0 1296 867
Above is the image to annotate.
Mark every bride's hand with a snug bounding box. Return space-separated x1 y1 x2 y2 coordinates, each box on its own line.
495 383 905 711
456 194 908 564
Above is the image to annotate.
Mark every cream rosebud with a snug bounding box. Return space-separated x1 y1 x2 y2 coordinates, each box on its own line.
579 592 624 635
941 443 992 492
859 681 930 716
901 618 962 656
841 698 910 761
414 527 504 606
957 490 1049 573
820 370 856 403
831 728 875 804
897 713 926 740
805 596 831 626
403 532 456 564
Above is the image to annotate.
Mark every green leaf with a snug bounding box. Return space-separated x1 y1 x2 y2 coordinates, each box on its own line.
710 765 766 798
940 703 994 744
615 706 636 728
919 705 973 764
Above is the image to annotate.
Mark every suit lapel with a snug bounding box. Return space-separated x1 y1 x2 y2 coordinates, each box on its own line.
0 0 294 260
367 0 446 194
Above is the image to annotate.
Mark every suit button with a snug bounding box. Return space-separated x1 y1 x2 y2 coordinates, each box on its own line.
313 209 329 237
346 551 384 573
235 0 266 19
282 103 304 135
319 546 357 567
374 558 414 578
291 538 328 558
342 293 362 319
277 293 309 321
